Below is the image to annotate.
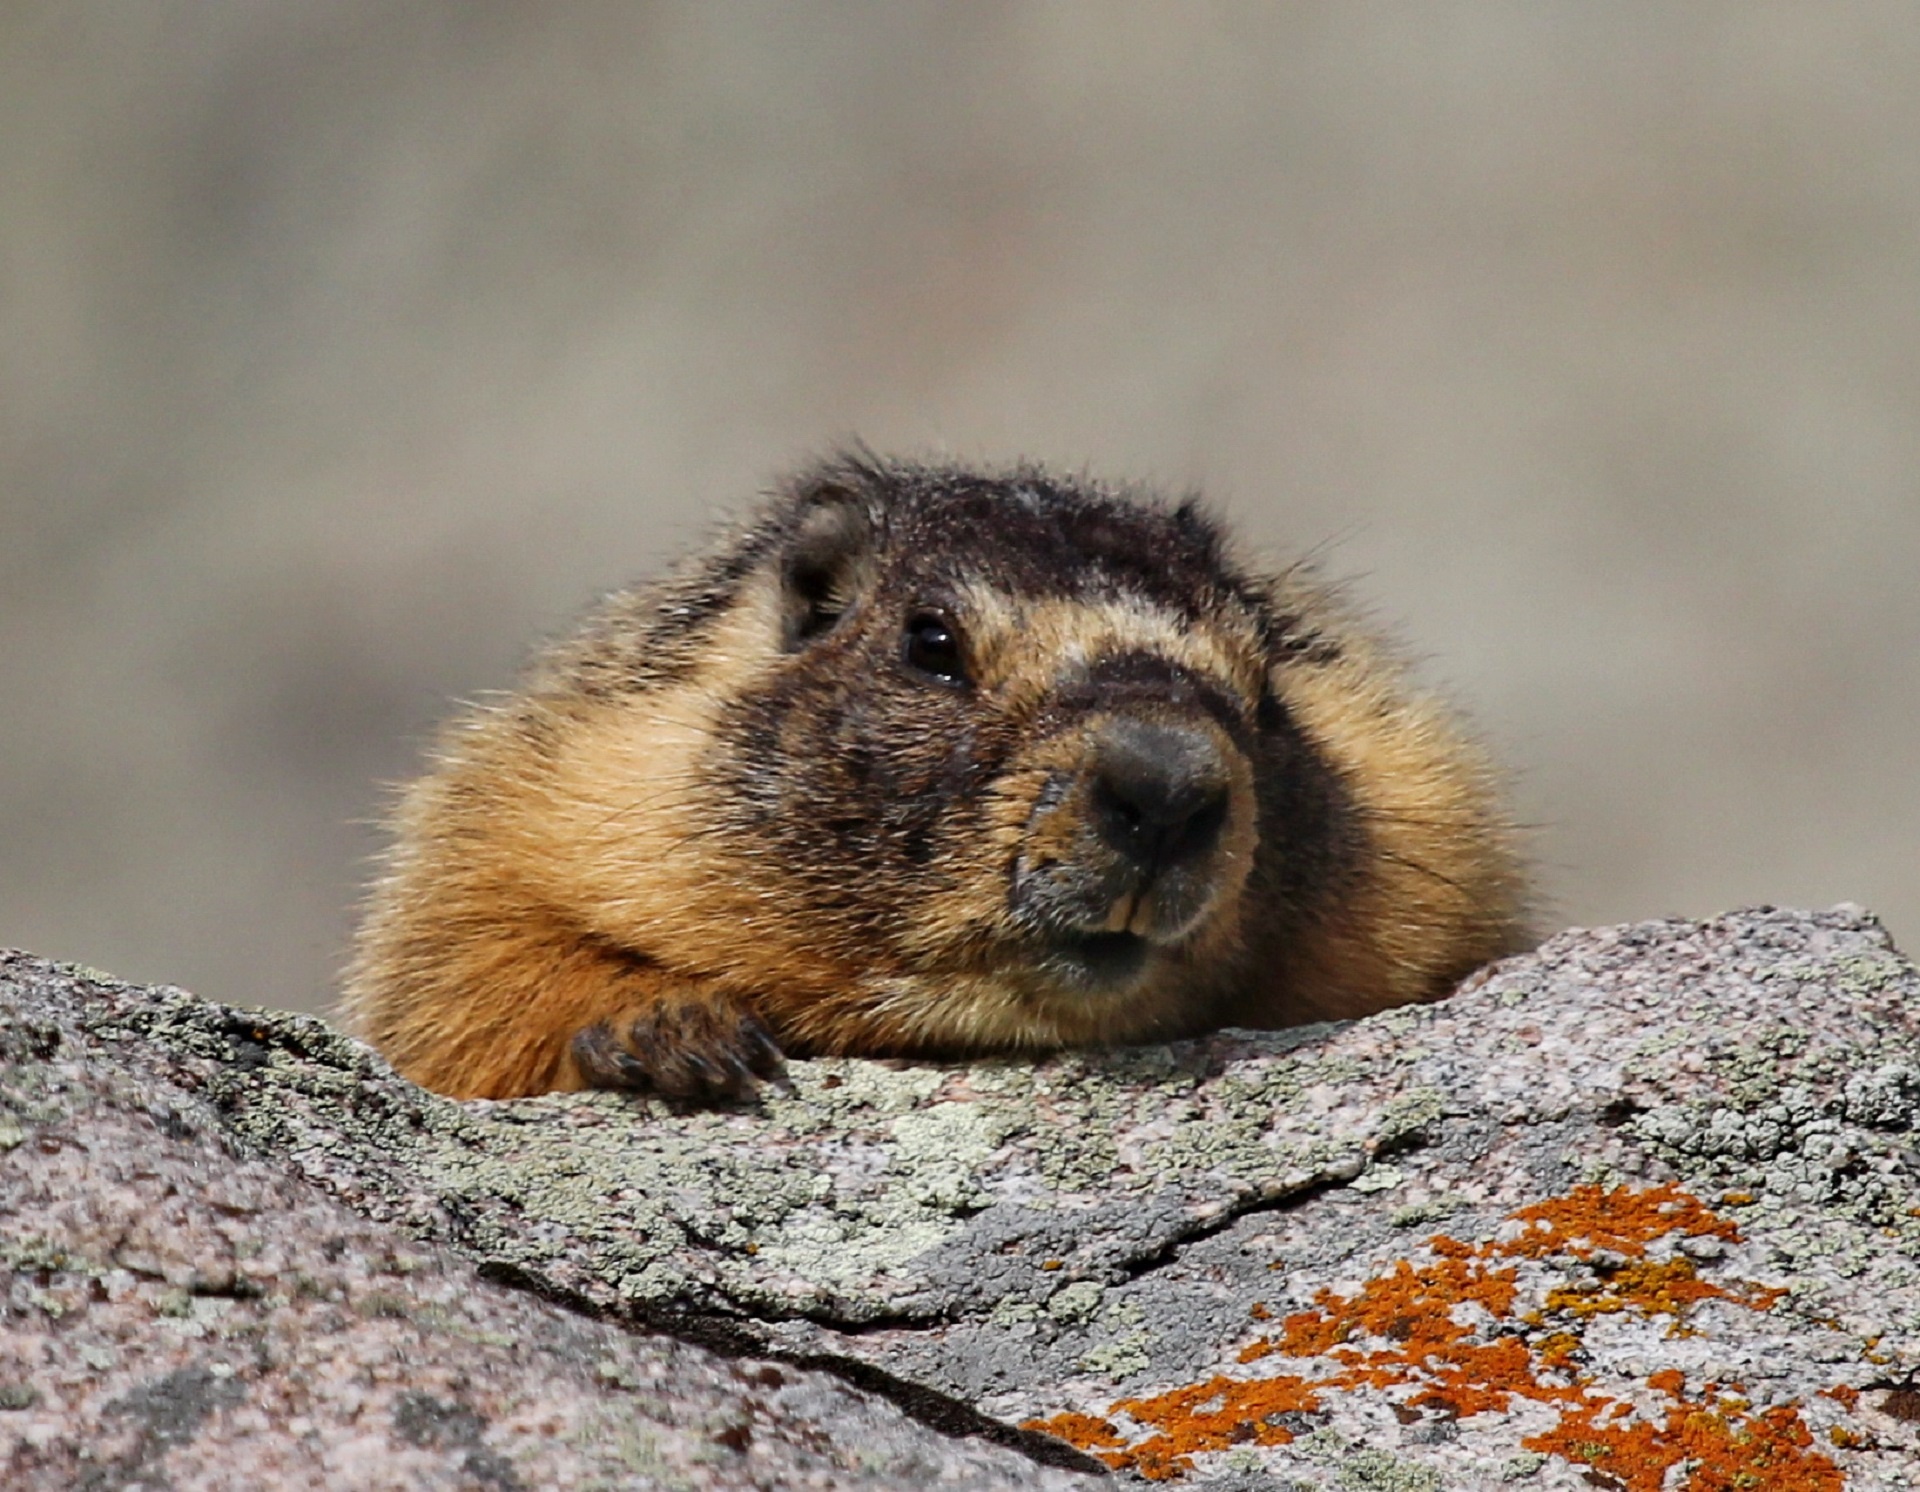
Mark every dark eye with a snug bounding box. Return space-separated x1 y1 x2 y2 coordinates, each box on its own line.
903 612 967 685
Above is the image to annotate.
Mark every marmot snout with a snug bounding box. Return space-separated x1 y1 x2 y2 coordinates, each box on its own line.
344 453 1529 1101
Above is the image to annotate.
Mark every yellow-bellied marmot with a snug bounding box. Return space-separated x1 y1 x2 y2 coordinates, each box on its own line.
344 453 1528 1101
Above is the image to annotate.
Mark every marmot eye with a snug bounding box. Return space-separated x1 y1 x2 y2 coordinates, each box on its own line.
904 612 967 685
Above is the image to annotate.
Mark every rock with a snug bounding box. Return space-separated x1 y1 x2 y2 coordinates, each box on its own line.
5 905 1920 1488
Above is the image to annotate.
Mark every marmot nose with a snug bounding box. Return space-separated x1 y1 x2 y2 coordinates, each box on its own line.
1089 719 1231 872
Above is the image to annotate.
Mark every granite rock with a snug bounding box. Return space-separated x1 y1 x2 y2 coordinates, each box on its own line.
5 905 1919 1488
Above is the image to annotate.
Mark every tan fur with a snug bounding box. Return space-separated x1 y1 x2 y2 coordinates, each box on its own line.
1253 577 1526 1022
343 456 1530 1100
346 584 859 1097
958 585 1270 704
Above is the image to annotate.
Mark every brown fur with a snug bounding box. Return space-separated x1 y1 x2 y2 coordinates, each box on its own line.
343 453 1530 1100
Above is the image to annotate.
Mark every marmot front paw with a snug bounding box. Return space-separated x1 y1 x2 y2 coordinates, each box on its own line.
569 994 786 1102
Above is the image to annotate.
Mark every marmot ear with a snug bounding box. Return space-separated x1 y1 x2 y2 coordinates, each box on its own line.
780 488 880 648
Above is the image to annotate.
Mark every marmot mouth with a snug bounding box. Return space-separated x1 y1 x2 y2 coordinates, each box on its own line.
1034 930 1150 992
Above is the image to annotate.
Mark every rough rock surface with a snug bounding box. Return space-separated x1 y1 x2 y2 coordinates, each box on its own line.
0 982 1089 1489
5 906 1920 1489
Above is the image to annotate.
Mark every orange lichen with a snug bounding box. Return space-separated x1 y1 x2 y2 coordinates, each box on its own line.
1500 1183 1738 1261
1264 1240 1578 1424
1527 1398 1841 1492
1028 1375 1323 1481
1026 1185 1851 1487
1540 1256 1779 1324
1110 1374 1324 1480
1280 1254 1520 1356
1021 1410 1125 1450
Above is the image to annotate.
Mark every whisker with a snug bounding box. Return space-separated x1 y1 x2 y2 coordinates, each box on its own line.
1376 847 1475 901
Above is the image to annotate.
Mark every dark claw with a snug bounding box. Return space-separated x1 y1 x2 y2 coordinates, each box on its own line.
740 1016 787 1080
712 1047 758 1094
571 1023 646 1090
610 1046 653 1088
679 1050 728 1099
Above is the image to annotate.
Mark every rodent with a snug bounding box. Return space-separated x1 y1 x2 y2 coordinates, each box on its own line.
343 452 1529 1102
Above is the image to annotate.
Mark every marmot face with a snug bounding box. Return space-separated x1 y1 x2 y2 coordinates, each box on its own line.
345 454 1529 1100
709 463 1282 1050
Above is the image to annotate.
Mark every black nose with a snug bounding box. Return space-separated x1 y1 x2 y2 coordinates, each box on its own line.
1089 719 1230 873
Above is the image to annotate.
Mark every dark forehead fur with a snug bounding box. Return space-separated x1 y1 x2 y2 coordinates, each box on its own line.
536 452 1277 699
781 451 1262 621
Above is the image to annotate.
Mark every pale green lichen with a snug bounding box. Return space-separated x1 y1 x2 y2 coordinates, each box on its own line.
1337 1449 1443 1491
1830 951 1910 996
1388 1198 1463 1229
1567 1154 1632 1188
1351 1164 1404 1194
1843 1063 1920 1129
748 1201 952 1290
887 1101 1020 1210
1280 1430 1453 1490
1292 1427 1352 1463
1626 1022 1697 1068
155 1288 193 1317
1099 1297 1144 1328
1368 1007 1428 1042
1375 1087 1445 1145
772 1059 946 1119
1077 1331 1151 1378
0 1236 88 1275
1045 1280 1103 1324
1632 1044 1920 1235
989 1297 1044 1328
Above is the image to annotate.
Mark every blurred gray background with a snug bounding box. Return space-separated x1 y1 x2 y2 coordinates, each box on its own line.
4 3 1916 1016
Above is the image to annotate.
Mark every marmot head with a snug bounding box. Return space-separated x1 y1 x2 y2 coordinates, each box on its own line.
613 452 1360 1052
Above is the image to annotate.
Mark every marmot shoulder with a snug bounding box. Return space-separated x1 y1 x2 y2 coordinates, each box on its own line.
343 453 1530 1100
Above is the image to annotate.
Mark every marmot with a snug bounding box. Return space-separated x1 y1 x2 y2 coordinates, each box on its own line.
344 453 1529 1102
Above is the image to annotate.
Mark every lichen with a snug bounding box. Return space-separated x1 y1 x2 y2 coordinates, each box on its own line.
1335 1448 1442 1491
1045 1280 1103 1324
1828 951 1911 996
1077 1332 1153 1380
886 1101 1018 1211
1632 1065 1920 1231
1387 1199 1463 1230
1027 1184 1853 1487
1032 1371 1324 1480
